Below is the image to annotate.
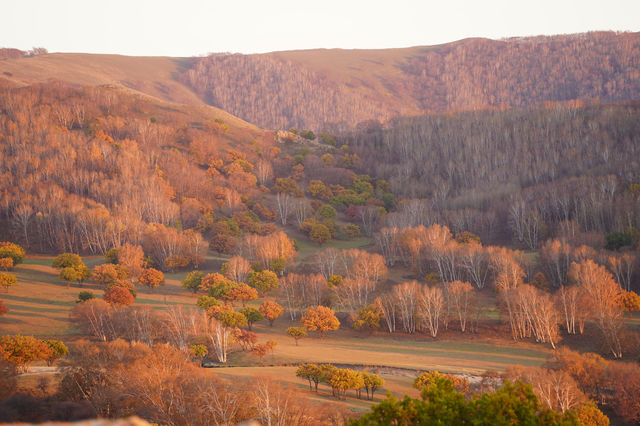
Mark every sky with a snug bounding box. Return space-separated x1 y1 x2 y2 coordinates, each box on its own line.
2 0 639 56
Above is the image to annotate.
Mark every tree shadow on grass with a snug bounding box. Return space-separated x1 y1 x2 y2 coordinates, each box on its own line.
2 294 73 307
6 309 63 320
5 304 68 314
0 316 26 325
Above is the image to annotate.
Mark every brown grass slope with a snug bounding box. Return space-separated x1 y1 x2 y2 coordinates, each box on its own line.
0 53 200 104
180 31 640 130
0 53 267 135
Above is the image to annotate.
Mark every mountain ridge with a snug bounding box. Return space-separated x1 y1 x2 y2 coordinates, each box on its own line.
2 31 640 132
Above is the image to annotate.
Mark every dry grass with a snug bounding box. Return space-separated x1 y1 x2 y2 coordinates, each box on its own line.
0 54 200 105
0 255 200 338
214 365 419 413
223 318 550 375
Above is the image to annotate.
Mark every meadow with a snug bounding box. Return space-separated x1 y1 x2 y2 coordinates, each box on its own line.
2 246 553 414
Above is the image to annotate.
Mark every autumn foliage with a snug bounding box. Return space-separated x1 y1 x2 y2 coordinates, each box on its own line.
300 306 340 337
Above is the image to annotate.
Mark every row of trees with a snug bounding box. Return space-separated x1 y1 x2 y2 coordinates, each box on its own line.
296 363 384 400
370 280 476 336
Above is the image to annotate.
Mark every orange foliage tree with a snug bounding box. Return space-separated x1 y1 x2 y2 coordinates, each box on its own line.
103 285 135 306
259 301 283 326
300 306 340 337
138 268 165 291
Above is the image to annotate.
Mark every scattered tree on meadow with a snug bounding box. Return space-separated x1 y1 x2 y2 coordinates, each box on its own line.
42 339 69 366
227 284 258 307
351 303 382 332
248 270 279 293
205 301 232 319
196 295 220 309
103 285 135 306
52 253 84 270
259 301 283 326
59 266 82 288
251 343 271 364
0 335 52 373
309 223 332 244
76 291 95 303
0 242 26 266
240 307 263 330
286 327 307 345
137 268 165 291
300 306 340 337
0 300 8 316
182 271 205 294
296 363 323 391
92 263 128 286
235 329 258 351
0 258 14 271
0 272 17 293
189 344 208 360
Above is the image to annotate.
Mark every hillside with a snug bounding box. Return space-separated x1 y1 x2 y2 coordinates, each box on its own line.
0 79 276 256
0 53 202 106
180 31 640 130
3 32 639 133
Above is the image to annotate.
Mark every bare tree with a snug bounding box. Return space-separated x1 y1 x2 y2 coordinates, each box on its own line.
418 285 445 337
570 259 625 358
275 192 293 225
446 281 474 333
393 281 419 334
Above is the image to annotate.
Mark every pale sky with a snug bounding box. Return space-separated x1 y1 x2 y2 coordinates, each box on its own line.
2 0 638 56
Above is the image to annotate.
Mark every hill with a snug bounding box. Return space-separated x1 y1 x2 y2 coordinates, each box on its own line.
3 32 639 132
0 79 276 256
0 53 202 105
180 31 640 130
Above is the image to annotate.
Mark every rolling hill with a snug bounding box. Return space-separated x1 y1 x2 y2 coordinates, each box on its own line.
3 31 640 132
180 31 640 130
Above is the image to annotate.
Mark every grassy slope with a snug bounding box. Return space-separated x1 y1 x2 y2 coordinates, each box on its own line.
0 43 454 129
217 365 419 412
0 255 205 337
0 249 576 414
0 53 266 138
0 53 200 105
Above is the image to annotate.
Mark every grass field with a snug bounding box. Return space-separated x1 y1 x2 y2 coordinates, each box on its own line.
1 248 570 414
222 319 550 374
0 255 201 337
214 365 419 412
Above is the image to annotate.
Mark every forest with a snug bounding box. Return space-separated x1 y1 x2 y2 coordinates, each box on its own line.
180 32 640 130
1 32 640 425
